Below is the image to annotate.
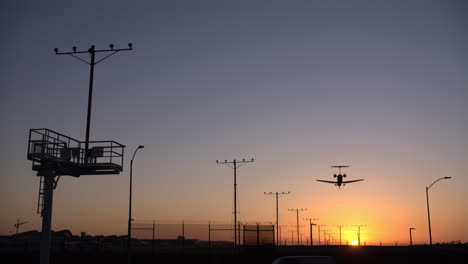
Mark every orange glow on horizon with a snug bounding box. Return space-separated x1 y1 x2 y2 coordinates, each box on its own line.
351 240 359 246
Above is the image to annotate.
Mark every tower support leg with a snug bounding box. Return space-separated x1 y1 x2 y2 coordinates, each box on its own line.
40 174 55 264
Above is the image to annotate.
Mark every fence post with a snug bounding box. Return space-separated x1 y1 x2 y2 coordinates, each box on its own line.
182 220 185 250
257 224 260 246
273 224 276 247
152 220 155 260
238 223 241 247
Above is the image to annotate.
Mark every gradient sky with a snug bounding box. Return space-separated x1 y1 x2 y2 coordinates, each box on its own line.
1 0 467 244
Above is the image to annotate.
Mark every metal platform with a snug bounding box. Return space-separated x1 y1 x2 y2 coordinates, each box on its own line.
27 128 125 177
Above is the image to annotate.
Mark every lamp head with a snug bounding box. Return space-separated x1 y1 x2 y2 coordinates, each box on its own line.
54 48 58 54
109 44 114 50
128 43 133 49
138 145 144 149
444 176 451 179
72 46 76 52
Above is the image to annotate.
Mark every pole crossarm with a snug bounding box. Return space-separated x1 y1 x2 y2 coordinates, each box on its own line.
264 191 290 198
216 159 254 168
56 46 132 65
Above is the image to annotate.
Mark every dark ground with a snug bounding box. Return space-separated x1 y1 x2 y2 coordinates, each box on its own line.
3 245 468 264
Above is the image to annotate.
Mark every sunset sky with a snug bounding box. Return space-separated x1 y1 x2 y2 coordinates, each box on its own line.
1 0 467 245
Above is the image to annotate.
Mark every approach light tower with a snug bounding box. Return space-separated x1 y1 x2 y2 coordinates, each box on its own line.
264 191 290 246
216 158 254 248
28 43 131 264
288 208 307 246
54 43 132 158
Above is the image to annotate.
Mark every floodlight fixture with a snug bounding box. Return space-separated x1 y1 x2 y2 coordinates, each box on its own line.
138 145 144 149
128 43 133 49
109 44 114 50
54 48 58 54
72 46 76 52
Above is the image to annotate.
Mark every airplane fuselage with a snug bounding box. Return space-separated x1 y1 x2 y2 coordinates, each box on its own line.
336 174 343 187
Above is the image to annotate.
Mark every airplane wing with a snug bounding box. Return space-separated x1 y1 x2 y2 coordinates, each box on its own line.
342 179 364 184
316 179 337 184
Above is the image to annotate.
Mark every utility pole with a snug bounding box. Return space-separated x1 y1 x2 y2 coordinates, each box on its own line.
54 43 133 158
409 227 416 247
264 191 290 246
216 158 254 248
288 208 307 246
14 219 28 235
303 218 318 247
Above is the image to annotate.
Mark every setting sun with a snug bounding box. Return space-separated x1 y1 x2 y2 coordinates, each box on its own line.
351 240 359 246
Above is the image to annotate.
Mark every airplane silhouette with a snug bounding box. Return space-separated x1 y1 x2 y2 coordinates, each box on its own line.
316 166 363 188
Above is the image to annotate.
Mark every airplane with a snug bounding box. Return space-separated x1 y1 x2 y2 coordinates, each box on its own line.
316 166 363 188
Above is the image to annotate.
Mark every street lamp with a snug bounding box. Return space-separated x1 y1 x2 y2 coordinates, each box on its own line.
128 145 144 264
426 176 451 246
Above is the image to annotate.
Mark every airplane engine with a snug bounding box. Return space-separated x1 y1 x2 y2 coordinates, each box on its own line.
343 174 347 177
333 174 337 178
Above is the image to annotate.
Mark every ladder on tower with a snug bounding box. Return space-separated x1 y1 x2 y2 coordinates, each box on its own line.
37 176 45 216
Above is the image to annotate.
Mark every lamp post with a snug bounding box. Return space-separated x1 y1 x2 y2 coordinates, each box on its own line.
426 176 451 246
128 145 144 264
409 227 416 247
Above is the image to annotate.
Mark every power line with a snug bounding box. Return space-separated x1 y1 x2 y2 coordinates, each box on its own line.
216 158 254 248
